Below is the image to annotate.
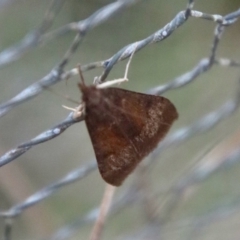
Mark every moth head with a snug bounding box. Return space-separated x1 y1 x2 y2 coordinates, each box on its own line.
78 83 102 106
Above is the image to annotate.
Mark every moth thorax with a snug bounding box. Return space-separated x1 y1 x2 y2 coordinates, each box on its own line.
82 86 102 106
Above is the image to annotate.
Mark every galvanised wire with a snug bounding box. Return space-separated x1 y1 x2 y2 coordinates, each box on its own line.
0 0 240 240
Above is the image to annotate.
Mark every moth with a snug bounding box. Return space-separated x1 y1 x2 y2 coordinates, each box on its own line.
68 50 178 186
78 71 178 186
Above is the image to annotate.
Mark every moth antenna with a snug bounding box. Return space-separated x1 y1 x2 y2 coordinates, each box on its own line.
77 64 86 86
41 84 80 104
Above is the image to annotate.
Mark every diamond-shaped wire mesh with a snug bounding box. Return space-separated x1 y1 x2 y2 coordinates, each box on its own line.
0 0 240 240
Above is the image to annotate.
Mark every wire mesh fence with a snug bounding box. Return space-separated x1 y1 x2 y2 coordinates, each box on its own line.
0 0 240 239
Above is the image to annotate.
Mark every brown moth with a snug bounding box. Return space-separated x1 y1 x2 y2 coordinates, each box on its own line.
79 83 178 186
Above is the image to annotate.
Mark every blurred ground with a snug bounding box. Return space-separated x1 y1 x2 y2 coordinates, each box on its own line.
0 0 240 240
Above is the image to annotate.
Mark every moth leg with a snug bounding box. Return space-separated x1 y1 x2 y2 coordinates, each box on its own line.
62 102 85 119
97 46 137 89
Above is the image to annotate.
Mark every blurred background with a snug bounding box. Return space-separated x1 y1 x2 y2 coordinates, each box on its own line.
0 0 240 239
